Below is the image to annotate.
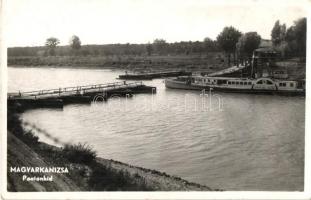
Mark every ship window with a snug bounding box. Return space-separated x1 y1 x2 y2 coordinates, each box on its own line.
279 83 286 87
248 82 252 85
243 82 247 85
290 83 294 87
266 80 273 85
257 80 263 84
228 81 231 85
240 82 243 85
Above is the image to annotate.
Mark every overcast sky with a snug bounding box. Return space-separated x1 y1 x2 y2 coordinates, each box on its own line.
5 0 308 47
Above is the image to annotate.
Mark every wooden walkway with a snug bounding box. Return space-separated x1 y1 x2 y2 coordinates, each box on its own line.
8 81 151 100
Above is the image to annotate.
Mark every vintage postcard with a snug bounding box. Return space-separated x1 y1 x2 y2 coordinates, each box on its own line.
1 0 310 199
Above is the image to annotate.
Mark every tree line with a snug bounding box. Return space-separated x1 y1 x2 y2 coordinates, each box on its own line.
8 17 306 64
271 18 306 58
8 37 220 57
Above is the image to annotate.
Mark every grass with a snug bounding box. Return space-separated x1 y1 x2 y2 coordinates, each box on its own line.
88 161 152 191
7 106 154 191
8 53 227 73
62 143 97 164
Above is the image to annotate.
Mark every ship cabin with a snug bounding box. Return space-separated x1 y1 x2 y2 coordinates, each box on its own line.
192 76 254 89
272 70 288 79
275 80 300 91
190 76 304 92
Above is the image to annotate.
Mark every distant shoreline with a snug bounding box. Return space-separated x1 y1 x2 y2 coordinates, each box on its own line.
8 54 306 80
8 64 121 70
7 54 226 73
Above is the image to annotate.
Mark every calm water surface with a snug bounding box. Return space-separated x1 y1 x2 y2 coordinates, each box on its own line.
8 67 305 191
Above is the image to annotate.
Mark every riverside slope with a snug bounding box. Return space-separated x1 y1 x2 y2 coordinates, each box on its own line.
7 131 216 191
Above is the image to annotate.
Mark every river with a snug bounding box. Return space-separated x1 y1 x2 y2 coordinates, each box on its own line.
8 66 305 191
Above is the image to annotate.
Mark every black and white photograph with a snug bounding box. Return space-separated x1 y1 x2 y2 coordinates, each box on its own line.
1 0 310 199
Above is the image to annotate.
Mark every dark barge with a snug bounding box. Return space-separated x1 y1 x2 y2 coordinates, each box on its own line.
118 70 192 80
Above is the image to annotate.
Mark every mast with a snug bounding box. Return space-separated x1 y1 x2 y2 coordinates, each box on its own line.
251 52 255 78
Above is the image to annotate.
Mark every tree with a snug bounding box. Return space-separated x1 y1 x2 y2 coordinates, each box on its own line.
279 17 306 58
153 39 167 55
275 41 290 58
292 18 306 57
236 32 261 62
271 20 281 46
271 20 286 46
203 37 218 52
69 35 81 51
192 41 203 54
146 42 153 56
217 26 242 66
45 37 60 56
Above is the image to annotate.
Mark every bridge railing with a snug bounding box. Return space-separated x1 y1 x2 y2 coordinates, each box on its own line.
8 81 143 99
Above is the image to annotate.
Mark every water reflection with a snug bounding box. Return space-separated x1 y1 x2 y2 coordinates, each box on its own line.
9 67 305 191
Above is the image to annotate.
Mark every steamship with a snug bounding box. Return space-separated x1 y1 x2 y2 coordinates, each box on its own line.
165 48 305 95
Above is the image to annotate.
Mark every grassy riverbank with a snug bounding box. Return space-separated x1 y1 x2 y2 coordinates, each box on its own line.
7 108 218 191
8 54 306 80
8 54 228 73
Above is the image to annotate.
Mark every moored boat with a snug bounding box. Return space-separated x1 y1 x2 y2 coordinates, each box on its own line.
165 76 305 95
119 70 192 80
166 47 305 95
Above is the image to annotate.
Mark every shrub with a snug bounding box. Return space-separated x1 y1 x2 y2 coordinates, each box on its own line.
88 162 153 191
8 112 39 145
62 143 97 164
22 130 39 144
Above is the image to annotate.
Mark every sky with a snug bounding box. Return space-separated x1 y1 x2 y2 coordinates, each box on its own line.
4 0 309 47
